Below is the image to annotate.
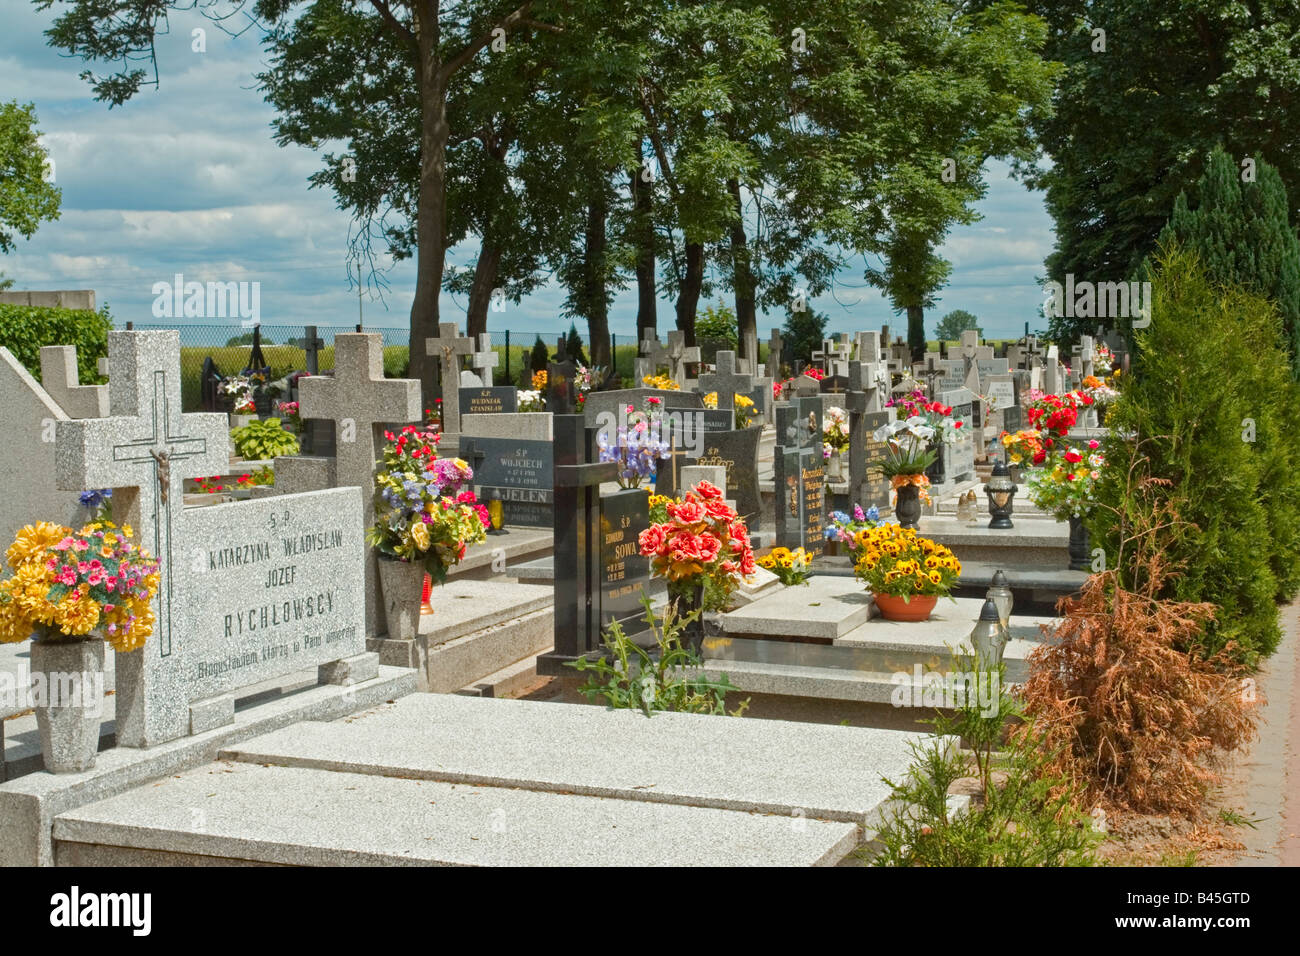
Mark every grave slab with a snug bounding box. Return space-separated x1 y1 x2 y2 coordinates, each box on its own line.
720 574 877 642
53 760 858 867
222 693 925 826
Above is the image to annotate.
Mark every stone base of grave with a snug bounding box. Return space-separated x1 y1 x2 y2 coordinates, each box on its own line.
446 527 554 581
50 694 936 867
720 574 879 644
0 665 416 866
367 578 554 694
916 516 1071 567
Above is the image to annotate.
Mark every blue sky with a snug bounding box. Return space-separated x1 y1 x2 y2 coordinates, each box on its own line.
1 3 1055 343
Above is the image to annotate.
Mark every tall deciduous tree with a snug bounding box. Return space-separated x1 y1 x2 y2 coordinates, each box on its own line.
1014 0 1300 343
935 308 983 341
0 100 62 284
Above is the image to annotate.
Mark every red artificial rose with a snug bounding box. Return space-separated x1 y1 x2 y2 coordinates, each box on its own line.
670 500 707 524
1032 450 1047 465
638 524 668 556
704 498 735 520
696 533 721 563
668 530 702 560
694 480 724 501
1064 449 1083 464
739 548 757 576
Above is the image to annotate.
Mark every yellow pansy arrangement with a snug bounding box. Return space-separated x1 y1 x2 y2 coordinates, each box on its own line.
758 546 813 586
852 523 960 598
0 520 160 651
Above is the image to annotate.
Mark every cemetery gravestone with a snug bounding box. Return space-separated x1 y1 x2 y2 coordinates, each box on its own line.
298 333 422 639
599 490 652 633
425 323 474 434
458 437 554 527
766 328 783 380
773 400 826 558
40 346 108 419
459 385 518 416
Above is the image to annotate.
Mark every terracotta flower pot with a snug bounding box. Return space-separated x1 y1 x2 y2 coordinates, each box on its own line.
874 592 938 622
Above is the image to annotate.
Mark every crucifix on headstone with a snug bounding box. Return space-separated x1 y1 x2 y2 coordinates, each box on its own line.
425 322 474 434
55 330 228 747
665 330 701 387
299 333 422 639
638 334 670 384
698 350 753 415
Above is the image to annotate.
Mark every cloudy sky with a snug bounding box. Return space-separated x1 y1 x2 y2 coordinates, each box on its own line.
0 3 1055 343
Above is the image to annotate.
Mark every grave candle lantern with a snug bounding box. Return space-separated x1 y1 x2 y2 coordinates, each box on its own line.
983 459 1018 529
986 569 1013 626
968 598 1007 668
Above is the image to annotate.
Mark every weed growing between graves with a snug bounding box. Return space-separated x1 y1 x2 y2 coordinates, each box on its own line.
868 660 1100 867
1019 466 1259 818
568 598 749 717
230 418 300 460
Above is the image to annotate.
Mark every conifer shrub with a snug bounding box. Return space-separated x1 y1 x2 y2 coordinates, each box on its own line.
1091 248 1300 662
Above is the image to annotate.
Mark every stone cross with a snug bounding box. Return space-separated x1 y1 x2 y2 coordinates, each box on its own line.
470 332 499 385
303 325 325 375
299 333 422 638
40 345 108 418
425 322 474 433
1076 334 1095 380
55 330 228 747
698 350 753 414
665 330 701 387
766 328 783 380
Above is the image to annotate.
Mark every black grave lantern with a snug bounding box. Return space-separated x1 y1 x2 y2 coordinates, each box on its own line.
983 459 1018 529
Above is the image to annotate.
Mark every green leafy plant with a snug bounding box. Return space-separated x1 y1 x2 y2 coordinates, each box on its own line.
229 418 300 461
568 598 749 717
0 304 111 383
868 659 1100 867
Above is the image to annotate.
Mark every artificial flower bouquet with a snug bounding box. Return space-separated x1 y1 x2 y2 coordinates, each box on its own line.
825 504 881 547
597 399 673 489
276 399 303 434
852 523 960 599
758 546 814 586
637 481 756 602
999 428 1047 467
367 426 490 583
1025 439 1106 520
822 406 850 458
531 369 548 391
642 373 681 391
0 520 160 650
220 374 256 414
703 391 757 429
872 417 940 476
517 388 546 412
885 390 966 445
1025 389 1094 438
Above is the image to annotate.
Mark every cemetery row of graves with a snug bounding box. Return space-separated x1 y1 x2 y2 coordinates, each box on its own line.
0 251 1294 865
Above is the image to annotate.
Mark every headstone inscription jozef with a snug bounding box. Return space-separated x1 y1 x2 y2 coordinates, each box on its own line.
55 331 370 747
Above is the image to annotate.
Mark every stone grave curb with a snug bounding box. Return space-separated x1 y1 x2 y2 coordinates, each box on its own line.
0 665 415 867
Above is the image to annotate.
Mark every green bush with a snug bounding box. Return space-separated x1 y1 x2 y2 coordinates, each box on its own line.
780 307 828 370
696 302 738 365
230 418 300 461
0 303 112 383
1090 247 1300 662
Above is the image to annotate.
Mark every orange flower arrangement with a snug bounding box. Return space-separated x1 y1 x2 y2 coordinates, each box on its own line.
890 472 932 506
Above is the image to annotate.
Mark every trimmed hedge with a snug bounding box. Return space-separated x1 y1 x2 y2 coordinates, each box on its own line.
1091 248 1300 664
0 304 112 384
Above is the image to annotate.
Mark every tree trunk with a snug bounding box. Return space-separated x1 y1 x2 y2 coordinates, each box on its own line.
675 241 704 347
728 179 756 358
409 28 448 402
583 195 612 370
632 152 657 346
466 242 501 340
907 304 926 362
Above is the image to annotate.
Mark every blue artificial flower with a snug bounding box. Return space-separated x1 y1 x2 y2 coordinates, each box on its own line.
865 505 880 521
79 489 112 508
829 510 850 525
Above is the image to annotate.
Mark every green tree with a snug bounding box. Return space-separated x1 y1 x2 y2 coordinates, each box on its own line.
934 309 983 342
1014 0 1300 342
1158 146 1300 374
0 100 62 283
38 0 567 401
780 307 828 368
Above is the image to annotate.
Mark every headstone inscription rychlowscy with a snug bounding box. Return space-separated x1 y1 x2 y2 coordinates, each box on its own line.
54 330 370 747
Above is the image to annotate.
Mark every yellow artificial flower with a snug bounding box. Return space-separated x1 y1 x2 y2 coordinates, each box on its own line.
7 522 67 568
409 521 431 551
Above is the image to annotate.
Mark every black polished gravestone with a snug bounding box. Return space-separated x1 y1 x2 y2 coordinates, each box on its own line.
458 436 554 527
599 488 653 633
685 426 763 529
843 361 894 514
458 385 518 416
772 399 826 558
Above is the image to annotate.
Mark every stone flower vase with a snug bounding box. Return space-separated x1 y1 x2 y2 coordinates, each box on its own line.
31 636 106 774
1068 515 1091 571
924 445 946 486
827 451 847 483
894 481 923 529
377 557 427 641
